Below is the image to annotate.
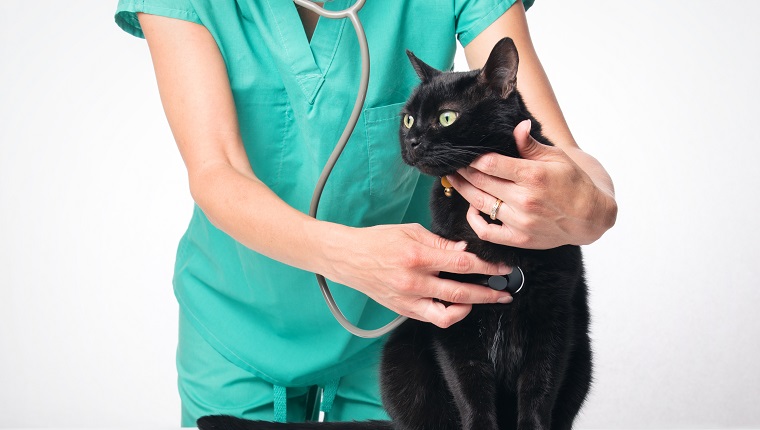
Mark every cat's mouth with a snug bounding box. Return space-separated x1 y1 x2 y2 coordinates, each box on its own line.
406 158 466 177
416 163 457 177
402 150 471 177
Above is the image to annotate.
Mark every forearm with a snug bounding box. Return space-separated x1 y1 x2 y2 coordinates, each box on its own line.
563 147 614 197
139 13 349 276
189 161 346 275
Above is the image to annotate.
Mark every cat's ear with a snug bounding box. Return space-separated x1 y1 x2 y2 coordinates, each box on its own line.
478 37 519 99
406 50 441 82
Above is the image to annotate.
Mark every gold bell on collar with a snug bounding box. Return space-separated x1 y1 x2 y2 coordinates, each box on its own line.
441 176 453 197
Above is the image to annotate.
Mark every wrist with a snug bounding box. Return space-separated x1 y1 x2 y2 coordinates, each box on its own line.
598 188 618 230
588 187 618 242
304 220 355 279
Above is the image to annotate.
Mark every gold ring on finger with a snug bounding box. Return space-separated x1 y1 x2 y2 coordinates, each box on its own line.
489 198 502 221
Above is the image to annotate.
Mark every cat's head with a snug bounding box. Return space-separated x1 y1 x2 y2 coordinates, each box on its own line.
399 37 523 177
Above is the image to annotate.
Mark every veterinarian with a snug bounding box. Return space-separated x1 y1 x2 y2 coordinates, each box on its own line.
115 0 616 425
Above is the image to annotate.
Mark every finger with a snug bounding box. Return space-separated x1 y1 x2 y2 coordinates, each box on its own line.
466 119 534 181
405 227 512 278
408 224 468 251
422 244 510 277
466 204 531 248
513 119 553 161
403 223 510 276
430 278 513 305
448 171 518 218
467 120 557 183
415 299 472 328
467 151 523 182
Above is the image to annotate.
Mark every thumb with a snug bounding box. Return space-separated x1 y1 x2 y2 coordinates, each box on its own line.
514 119 550 160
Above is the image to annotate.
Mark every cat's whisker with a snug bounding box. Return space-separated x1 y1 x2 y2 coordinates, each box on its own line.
437 149 483 159
439 144 485 154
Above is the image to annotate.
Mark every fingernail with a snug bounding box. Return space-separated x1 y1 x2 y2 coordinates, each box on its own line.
499 264 511 274
454 241 467 251
498 295 513 304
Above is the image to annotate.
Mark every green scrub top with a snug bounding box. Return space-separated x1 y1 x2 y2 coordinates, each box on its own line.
115 0 534 388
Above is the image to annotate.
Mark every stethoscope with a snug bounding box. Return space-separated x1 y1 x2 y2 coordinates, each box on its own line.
294 0 404 340
294 0 524 340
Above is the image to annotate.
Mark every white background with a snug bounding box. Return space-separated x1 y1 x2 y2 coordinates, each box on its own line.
1 0 759 428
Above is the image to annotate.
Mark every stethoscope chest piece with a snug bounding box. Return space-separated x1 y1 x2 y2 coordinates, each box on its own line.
487 266 525 295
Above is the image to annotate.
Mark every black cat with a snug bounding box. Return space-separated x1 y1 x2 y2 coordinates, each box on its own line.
197 37 592 430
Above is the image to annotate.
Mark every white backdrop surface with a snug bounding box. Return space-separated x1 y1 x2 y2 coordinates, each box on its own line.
1 0 759 428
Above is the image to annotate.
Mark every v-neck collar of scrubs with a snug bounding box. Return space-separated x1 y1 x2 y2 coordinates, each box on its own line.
264 0 350 104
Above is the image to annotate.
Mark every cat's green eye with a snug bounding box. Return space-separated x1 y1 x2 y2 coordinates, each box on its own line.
439 110 458 127
403 114 414 129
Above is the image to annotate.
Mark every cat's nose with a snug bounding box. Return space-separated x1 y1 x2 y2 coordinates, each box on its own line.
407 137 421 148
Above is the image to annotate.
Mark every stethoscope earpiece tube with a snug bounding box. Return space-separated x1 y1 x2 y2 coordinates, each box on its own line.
297 0 408 338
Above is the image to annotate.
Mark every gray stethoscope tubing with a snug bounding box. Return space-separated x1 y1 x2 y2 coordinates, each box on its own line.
293 0 408 338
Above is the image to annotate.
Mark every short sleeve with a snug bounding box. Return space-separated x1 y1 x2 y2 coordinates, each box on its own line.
454 0 536 47
115 0 203 39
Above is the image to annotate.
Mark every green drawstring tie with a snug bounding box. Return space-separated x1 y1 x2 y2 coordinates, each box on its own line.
273 385 287 423
320 378 340 416
273 378 340 423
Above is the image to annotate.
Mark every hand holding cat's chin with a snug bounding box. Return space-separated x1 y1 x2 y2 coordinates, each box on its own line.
314 222 514 328
448 120 617 250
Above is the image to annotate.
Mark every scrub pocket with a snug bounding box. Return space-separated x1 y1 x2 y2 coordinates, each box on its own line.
363 102 419 224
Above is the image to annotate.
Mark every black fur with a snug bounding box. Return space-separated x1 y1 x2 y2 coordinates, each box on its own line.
198 37 592 430
197 416 393 430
